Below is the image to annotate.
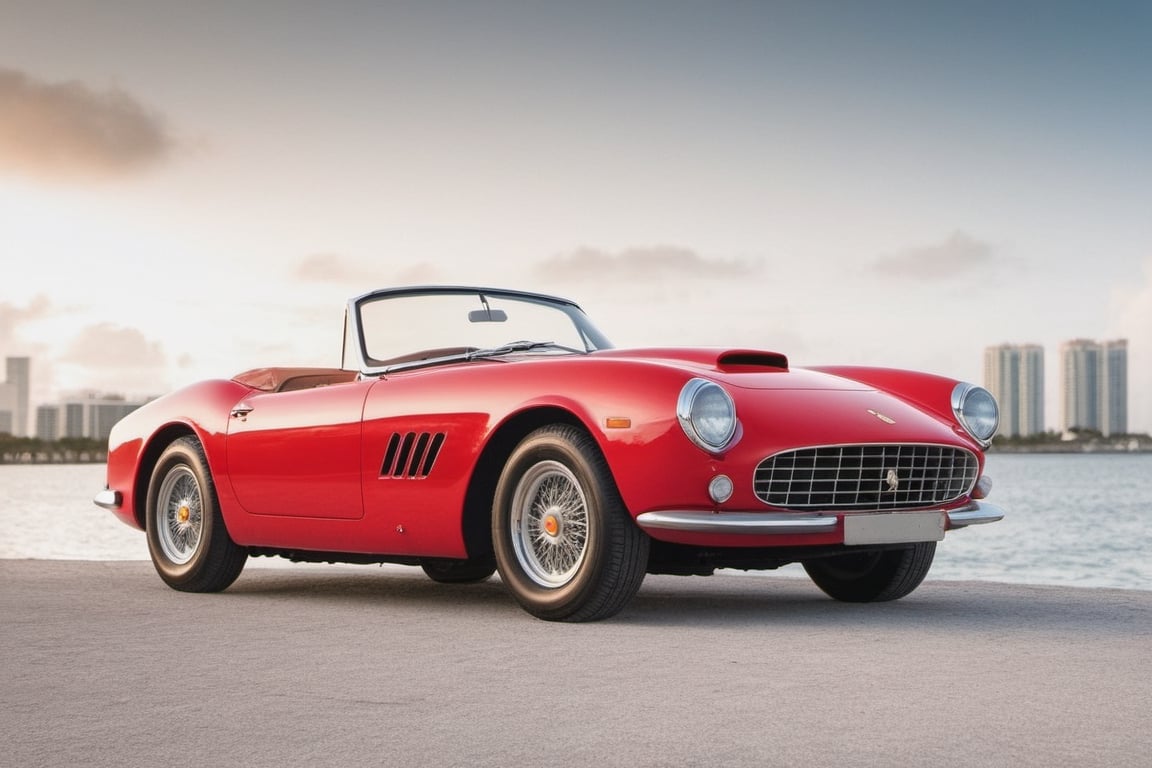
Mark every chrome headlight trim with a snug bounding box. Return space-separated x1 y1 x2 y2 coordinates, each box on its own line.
951 382 999 447
677 378 738 453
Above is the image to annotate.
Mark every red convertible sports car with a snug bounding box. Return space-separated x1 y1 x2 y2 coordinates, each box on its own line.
96 285 1004 621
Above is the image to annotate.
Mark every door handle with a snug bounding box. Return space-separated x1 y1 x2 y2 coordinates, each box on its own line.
230 403 254 419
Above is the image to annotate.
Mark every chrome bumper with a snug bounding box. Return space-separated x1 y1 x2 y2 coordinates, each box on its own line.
634 500 1005 536
944 500 1005 528
93 489 122 510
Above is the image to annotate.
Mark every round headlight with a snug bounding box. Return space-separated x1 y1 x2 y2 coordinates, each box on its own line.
677 378 738 452
951 383 999 446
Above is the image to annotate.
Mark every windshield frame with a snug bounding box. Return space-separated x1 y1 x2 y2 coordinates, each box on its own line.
342 285 615 376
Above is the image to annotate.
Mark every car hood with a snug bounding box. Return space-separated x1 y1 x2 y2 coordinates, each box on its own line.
593 347 866 391
592 347 968 444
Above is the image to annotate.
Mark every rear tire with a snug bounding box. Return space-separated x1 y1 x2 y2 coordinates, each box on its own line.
803 542 935 602
492 425 648 621
146 436 247 592
420 556 496 584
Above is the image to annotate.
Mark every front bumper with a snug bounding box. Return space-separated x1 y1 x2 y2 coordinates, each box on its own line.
635 500 1005 536
93 488 122 510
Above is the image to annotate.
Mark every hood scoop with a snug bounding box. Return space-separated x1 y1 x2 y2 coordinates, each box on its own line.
717 350 789 371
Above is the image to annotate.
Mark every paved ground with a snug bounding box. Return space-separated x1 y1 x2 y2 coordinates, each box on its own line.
2 559 1150 767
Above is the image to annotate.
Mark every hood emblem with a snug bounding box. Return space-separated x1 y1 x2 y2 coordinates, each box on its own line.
884 468 900 492
868 409 896 425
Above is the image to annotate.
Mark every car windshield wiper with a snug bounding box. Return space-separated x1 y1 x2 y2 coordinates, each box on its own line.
467 341 586 360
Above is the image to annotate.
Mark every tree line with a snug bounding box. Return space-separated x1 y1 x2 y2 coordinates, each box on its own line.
0 434 108 463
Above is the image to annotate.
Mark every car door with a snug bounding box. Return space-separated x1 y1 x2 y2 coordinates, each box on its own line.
358 371 493 556
225 379 373 519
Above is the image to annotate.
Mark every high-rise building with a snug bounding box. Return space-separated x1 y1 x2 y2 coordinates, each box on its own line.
1061 338 1128 436
35 393 149 442
1061 339 1099 433
984 343 1045 437
1101 339 1128 436
0 357 31 437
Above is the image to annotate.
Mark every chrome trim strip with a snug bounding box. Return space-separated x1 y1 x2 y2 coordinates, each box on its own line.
946 500 1005 528
635 510 838 535
637 500 1006 536
93 489 122 510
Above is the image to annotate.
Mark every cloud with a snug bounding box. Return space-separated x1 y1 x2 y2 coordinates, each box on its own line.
394 263 445 285
0 295 54 345
535 246 762 283
294 254 448 287
295 253 359 282
869 231 1001 280
64 323 166 369
0 68 175 182
39 323 171 399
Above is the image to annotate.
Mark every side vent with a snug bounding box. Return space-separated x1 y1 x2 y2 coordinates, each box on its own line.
380 432 446 478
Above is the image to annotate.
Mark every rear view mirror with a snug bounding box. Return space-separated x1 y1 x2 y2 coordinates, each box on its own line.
468 309 508 323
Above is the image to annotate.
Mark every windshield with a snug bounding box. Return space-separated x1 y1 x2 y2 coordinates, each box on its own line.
345 287 614 372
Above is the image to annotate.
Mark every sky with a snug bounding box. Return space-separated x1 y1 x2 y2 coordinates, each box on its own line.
1 0 1150 432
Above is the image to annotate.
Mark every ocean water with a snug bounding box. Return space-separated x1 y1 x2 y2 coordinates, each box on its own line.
1 454 1149 590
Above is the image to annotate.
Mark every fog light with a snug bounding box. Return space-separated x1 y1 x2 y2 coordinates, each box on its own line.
708 474 734 504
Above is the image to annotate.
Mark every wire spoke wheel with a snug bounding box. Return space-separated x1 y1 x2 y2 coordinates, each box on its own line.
155 466 204 565
492 424 649 622
510 460 590 587
145 436 247 593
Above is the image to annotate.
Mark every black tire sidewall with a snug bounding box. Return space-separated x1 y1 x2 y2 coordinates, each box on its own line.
145 437 226 589
804 541 936 602
492 427 615 618
420 556 497 584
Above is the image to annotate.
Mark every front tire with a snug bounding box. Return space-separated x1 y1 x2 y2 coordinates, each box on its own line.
146 436 247 592
492 425 648 622
802 542 936 602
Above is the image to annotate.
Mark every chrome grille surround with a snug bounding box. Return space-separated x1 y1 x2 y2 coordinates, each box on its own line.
753 444 979 511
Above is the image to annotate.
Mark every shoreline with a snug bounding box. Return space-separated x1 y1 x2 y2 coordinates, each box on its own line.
988 444 1152 454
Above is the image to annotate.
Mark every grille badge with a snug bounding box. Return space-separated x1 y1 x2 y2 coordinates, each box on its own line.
868 409 896 424
884 468 900 492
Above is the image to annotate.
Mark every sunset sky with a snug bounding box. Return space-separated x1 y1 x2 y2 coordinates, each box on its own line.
2 1 1150 431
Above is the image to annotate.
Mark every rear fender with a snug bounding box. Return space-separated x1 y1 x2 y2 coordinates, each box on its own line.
104 379 251 530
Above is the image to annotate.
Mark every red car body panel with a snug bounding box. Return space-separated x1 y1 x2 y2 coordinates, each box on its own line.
103 347 987 556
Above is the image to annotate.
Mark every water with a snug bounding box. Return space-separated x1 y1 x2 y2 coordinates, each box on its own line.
1 454 1149 590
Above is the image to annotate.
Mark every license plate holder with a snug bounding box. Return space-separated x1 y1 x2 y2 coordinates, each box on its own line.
843 511 945 546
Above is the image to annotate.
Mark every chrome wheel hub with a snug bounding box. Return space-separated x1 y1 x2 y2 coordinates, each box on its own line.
510 461 589 588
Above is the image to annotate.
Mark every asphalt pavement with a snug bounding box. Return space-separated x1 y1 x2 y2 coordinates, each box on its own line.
2 559 1149 767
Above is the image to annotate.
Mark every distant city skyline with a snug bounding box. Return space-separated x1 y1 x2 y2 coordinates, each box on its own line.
0 354 154 442
35 391 149 443
983 339 1132 438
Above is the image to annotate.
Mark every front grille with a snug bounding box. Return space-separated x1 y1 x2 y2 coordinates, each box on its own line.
753 444 978 511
